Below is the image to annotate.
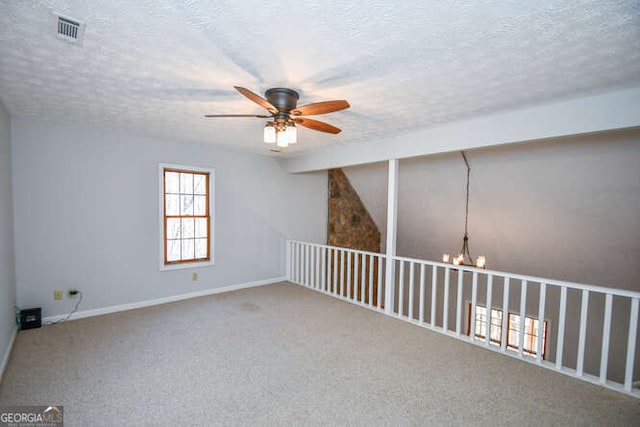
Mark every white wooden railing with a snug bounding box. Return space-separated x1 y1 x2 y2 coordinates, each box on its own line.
286 240 640 398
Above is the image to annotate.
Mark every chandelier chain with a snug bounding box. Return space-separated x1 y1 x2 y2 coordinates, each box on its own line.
460 151 473 263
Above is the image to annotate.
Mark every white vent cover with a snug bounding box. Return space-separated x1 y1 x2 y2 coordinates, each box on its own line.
54 13 85 44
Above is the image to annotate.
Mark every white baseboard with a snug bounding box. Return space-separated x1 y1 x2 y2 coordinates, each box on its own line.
0 328 17 384
42 277 285 324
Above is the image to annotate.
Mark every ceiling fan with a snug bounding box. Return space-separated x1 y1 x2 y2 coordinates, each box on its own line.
205 86 350 148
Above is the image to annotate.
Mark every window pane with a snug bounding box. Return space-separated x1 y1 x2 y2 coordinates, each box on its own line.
195 218 208 238
165 194 179 216
525 318 538 353
165 172 179 193
194 174 206 195
167 218 181 239
194 195 207 215
490 309 503 342
167 240 180 262
508 313 521 347
475 306 486 338
182 218 195 239
182 239 195 260
195 238 208 259
181 195 194 215
180 173 193 194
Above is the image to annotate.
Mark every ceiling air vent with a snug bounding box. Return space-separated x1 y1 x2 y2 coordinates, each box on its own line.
54 14 85 44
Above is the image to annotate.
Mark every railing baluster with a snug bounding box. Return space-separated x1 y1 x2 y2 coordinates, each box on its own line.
346 252 352 299
321 247 327 292
340 250 345 297
309 245 313 287
577 290 590 376
301 244 306 286
485 275 493 346
286 241 291 281
333 249 340 295
518 280 528 358
293 243 297 282
600 293 613 384
328 248 332 292
354 254 359 302
309 246 314 288
293 243 298 283
431 266 438 327
368 255 374 307
470 272 478 340
298 243 302 284
624 297 639 391
398 261 405 317
409 262 415 320
443 267 450 333
313 247 322 290
304 245 311 286
309 246 313 288
419 264 426 324
377 256 383 309
360 255 367 305
555 286 567 370
456 270 464 337
501 277 510 351
360 254 365 302
536 283 546 363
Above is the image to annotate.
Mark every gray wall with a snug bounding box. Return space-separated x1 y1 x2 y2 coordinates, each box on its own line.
11 118 327 317
0 100 16 374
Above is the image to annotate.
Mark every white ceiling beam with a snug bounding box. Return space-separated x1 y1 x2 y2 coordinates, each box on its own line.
280 86 640 173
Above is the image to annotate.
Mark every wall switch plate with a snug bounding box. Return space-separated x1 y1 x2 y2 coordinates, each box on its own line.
192 272 198 281
54 290 63 300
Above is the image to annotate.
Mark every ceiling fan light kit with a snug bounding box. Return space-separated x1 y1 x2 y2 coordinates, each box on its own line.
205 86 349 150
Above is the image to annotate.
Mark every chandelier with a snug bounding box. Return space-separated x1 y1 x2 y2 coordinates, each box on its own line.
442 151 486 269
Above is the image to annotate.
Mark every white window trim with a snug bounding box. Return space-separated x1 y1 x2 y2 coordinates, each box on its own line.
159 162 215 271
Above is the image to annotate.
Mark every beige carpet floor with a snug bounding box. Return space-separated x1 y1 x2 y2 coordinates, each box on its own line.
1 282 639 426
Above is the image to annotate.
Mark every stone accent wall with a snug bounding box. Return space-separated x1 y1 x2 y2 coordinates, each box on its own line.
327 168 381 305
327 168 380 252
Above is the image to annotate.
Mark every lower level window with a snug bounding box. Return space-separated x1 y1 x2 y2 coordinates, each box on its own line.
470 304 548 359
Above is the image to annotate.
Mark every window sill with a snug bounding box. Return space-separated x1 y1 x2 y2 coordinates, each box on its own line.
160 260 214 271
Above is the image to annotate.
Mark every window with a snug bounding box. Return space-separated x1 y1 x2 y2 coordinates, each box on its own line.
469 304 548 359
160 164 214 269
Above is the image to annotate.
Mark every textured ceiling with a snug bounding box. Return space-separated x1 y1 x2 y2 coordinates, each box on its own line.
1 1 639 157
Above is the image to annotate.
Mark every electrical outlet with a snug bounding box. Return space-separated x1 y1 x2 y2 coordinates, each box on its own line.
192 272 198 281
68 288 79 298
54 290 63 300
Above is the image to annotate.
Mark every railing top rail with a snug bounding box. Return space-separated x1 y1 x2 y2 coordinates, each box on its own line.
288 240 640 299
289 240 384 258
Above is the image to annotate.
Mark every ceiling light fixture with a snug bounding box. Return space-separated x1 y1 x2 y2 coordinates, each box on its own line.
263 123 276 144
206 87 348 150
268 120 297 148
442 151 486 269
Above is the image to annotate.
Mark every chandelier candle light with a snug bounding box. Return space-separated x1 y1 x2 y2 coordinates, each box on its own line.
442 151 486 269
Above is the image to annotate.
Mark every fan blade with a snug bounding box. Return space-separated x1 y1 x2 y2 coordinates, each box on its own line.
204 114 271 118
293 118 342 134
234 86 278 114
291 100 350 116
